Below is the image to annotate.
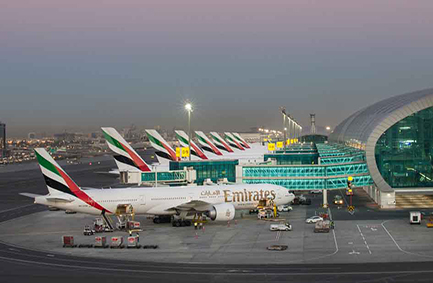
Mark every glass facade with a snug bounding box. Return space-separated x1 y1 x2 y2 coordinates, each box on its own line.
264 153 319 165
169 160 238 185
243 163 369 178
243 175 372 190
375 107 433 188
141 171 187 182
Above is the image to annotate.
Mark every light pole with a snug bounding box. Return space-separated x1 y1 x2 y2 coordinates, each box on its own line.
185 102 193 161
281 107 287 154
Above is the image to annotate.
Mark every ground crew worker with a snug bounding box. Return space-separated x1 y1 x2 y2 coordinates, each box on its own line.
194 222 198 230
136 233 140 243
199 222 203 230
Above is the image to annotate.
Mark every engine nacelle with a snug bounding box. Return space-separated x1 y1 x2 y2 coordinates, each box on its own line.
206 203 235 221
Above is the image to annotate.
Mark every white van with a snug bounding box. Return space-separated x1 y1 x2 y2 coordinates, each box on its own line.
410 211 421 224
270 223 292 231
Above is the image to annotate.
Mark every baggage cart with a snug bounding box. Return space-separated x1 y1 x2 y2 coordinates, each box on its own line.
127 236 141 249
110 236 124 249
94 236 108 248
62 235 76 248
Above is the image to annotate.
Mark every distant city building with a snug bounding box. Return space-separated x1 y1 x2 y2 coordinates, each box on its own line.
54 132 76 142
0 122 6 158
28 132 36 139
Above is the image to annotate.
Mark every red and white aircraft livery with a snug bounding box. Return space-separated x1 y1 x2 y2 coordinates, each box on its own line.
21 149 295 221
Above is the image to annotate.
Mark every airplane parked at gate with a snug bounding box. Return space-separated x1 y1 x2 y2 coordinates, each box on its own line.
21 149 294 221
101 127 152 175
145 129 266 164
224 132 245 151
145 129 179 163
175 130 208 160
195 131 223 156
232 132 251 149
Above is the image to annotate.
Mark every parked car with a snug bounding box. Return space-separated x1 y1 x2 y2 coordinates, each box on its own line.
306 216 324 224
270 223 292 231
65 210 77 214
277 205 293 212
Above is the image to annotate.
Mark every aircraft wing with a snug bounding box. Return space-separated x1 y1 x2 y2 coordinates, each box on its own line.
166 200 213 212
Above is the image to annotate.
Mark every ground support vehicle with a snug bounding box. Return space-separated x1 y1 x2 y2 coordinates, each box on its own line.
83 225 95 236
267 245 288 251
334 195 344 205
410 211 421 224
277 205 293 212
270 223 292 231
314 220 331 233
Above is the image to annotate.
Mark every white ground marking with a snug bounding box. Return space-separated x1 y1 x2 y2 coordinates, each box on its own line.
381 220 433 259
356 224 372 254
0 204 35 214
275 231 281 241
328 207 339 257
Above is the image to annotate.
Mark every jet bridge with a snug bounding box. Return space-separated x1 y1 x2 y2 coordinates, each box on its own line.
237 143 372 191
119 169 196 186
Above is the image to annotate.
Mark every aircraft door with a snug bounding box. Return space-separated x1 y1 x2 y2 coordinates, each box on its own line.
140 195 145 205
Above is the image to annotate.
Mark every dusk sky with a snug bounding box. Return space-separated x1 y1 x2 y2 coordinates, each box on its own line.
1 0 433 136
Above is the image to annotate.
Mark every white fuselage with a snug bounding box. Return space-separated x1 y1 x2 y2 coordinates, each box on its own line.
36 184 294 216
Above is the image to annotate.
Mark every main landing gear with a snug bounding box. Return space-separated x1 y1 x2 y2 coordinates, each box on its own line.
172 219 192 227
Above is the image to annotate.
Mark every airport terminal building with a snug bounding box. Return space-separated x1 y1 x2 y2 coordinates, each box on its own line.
329 89 433 208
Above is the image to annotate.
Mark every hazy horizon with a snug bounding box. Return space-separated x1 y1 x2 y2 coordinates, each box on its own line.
2 1 433 137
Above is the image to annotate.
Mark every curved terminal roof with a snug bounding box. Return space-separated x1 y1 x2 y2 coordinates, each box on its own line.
329 88 433 192
330 88 433 145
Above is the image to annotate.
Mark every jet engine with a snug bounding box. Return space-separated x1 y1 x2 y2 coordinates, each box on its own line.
206 203 235 221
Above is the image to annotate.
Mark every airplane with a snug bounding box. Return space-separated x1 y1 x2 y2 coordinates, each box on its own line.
209 132 234 153
174 130 208 160
101 127 152 174
195 131 223 156
224 132 245 151
21 149 295 222
145 129 179 163
232 132 251 149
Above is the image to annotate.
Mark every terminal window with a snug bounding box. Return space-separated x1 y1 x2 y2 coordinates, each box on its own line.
375 107 433 188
